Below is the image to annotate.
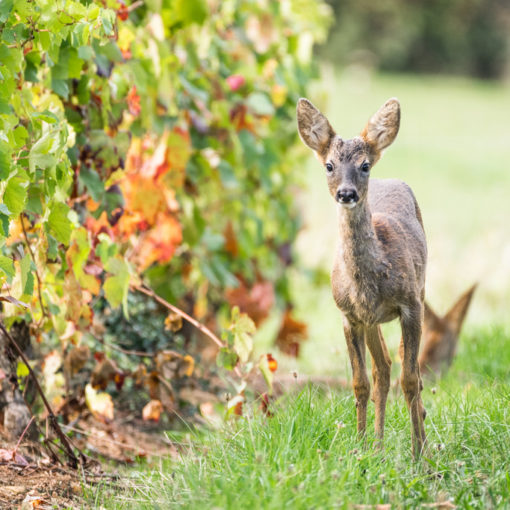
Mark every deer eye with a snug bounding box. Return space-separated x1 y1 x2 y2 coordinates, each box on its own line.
360 162 370 173
325 162 334 173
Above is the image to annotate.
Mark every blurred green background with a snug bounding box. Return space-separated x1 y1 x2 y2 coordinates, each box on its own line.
257 0 510 376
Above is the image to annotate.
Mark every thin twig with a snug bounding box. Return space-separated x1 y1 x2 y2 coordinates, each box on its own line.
12 415 35 456
20 214 48 318
134 285 223 348
95 335 154 358
133 284 242 378
0 321 84 468
128 0 144 12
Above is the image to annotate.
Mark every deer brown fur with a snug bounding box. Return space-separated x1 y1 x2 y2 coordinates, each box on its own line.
297 97 427 456
419 284 477 376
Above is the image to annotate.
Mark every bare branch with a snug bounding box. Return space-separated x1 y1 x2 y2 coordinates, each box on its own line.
133 284 242 378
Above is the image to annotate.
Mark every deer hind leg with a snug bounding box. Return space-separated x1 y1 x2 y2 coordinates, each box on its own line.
366 326 392 445
400 303 427 458
343 318 370 436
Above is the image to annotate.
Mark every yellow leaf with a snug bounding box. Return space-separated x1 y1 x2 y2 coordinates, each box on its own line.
85 383 114 422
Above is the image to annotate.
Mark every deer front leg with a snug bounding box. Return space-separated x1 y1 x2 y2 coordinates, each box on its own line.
365 326 391 445
400 303 427 458
343 318 370 436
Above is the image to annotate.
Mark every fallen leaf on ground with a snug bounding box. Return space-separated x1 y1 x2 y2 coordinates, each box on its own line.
0 448 29 466
142 399 163 422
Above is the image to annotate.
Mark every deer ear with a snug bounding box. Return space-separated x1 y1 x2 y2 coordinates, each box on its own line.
423 301 442 334
444 284 477 335
361 98 400 154
297 98 335 156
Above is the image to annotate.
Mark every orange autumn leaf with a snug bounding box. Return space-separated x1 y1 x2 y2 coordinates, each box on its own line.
84 211 112 238
120 174 167 225
142 399 163 422
134 213 182 271
136 128 190 186
164 312 183 332
224 221 238 257
267 353 278 373
127 86 141 116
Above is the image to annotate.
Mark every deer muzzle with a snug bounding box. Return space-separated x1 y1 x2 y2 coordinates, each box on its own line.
336 188 359 208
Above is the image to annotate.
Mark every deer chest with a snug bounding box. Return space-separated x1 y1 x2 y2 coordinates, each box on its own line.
331 260 397 325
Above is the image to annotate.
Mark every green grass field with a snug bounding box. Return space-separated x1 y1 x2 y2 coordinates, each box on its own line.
93 326 510 509
89 72 510 508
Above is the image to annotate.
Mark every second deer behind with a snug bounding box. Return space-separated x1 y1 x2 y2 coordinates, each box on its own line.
297 97 427 457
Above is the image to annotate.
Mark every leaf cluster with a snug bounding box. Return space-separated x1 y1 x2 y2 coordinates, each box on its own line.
0 0 331 421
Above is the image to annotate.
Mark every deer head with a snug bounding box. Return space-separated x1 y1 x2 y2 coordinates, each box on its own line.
297 97 400 209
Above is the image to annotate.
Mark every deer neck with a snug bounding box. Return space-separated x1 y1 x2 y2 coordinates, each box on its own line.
337 200 381 274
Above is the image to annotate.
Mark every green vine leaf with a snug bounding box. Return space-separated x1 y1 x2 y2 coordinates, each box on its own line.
47 202 72 245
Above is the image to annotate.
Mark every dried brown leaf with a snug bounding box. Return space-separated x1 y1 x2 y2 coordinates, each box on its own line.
91 357 122 390
64 345 90 376
226 280 274 326
164 312 183 332
275 309 308 357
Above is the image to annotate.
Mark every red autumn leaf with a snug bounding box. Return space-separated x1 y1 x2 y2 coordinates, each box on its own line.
226 279 274 326
226 74 245 92
127 86 141 116
275 309 308 357
93 351 105 362
117 1 129 21
23 42 33 56
259 392 273 417
267 353 278 373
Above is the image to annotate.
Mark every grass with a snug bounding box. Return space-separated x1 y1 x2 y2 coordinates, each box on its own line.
92 325 510 509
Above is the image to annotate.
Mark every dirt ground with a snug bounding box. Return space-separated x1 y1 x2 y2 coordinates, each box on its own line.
0 463 83 509
0 411 178 509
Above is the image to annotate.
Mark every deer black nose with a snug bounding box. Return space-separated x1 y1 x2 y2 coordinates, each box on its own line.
336 188 359 203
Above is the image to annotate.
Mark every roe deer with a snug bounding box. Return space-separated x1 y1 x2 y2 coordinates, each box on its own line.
419 284 477 376
297 97 427 456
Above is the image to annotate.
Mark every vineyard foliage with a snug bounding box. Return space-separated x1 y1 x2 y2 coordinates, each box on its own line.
0 0 331 420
